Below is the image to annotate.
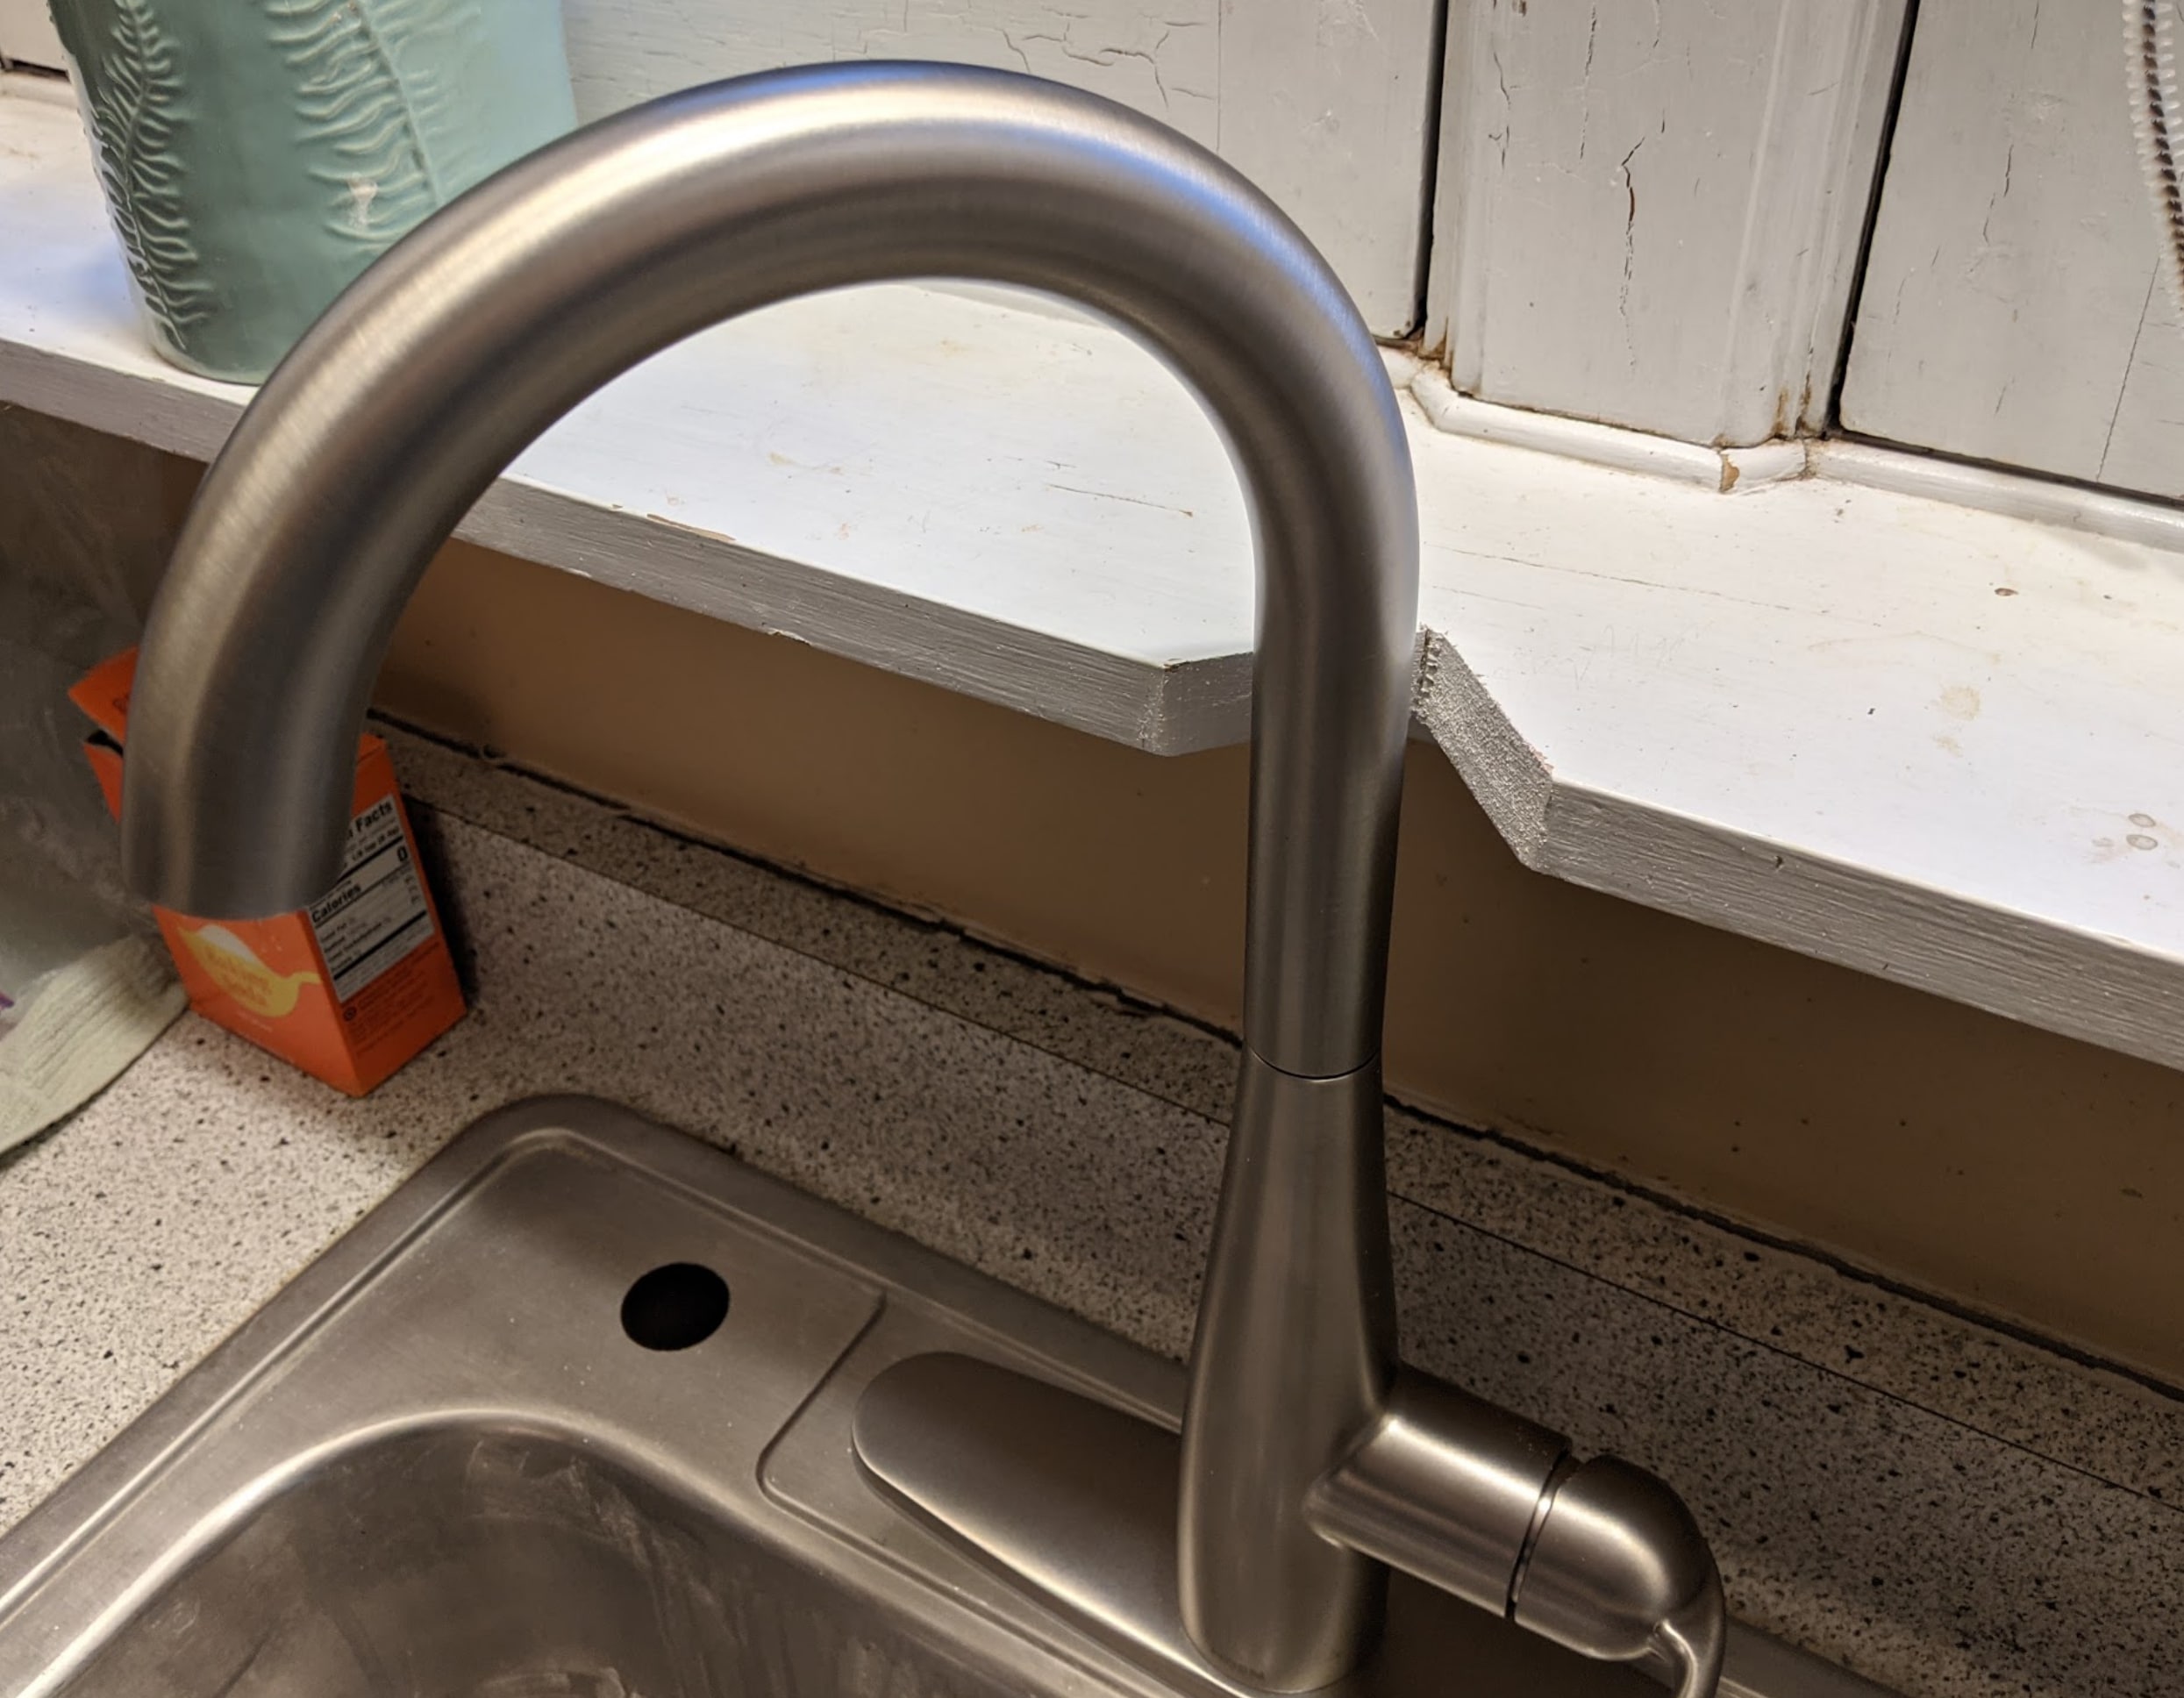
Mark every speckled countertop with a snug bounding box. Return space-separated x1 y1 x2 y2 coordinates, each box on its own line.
3 729 2179 1698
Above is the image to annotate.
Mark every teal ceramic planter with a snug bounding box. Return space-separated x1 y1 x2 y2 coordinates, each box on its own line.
47 0 576 382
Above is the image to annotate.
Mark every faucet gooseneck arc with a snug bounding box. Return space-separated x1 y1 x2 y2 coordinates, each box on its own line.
122 63 1724 1698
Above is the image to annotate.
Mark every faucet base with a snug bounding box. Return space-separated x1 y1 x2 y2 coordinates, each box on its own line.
852 1352 1866 1698
855 1353 1236 1693
852 1352 1554 1698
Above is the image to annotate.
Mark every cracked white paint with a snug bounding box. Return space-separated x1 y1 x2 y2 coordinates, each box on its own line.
557 0 1437 334
1615 132 1642 363
1426 0 1906 446
1843 0 2184 503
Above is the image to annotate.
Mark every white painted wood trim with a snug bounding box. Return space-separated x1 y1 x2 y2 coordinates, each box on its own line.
12 72 2184 1081
1731 0 1910 441
1403 413 2184 1080
0 321 1260 753
0 0 64 72
0 75 1267 753
1423 646 2184 1082
1839 0 2184 501
559 0 1439 336
1408 367 1809 494
1421 0 1495 380
1425 0 1908 447
1813 440 2184 556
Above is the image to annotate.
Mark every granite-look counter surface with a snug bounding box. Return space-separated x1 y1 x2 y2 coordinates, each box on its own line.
3 731 2179 1698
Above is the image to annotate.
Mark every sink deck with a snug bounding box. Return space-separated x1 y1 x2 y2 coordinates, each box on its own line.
0 1099 1881 1698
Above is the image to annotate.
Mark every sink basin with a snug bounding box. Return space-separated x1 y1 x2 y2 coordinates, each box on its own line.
43 1425 897 1698
0 1099 1880 1698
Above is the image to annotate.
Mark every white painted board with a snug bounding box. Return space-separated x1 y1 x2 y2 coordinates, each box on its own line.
560 0 1439 336
1409 422 2184 1082
1426 0 1905 446
11 74 2184 1079
0 0 62 71
0 75 1253 749
1842 0 2184 499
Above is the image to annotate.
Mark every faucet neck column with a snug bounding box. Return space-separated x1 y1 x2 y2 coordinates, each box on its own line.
1177 1050 1396 1689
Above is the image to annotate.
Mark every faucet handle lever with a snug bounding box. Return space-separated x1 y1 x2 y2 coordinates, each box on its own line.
1308 1368 1725 1698
1512 1452 1727 1698
1302 1369 1567 1618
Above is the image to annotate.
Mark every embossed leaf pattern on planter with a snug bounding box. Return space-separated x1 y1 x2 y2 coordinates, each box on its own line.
81 0 211 349
48 0 575 382
267 0 483 253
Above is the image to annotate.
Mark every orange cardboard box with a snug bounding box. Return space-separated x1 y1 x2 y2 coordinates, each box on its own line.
69 649 465 1096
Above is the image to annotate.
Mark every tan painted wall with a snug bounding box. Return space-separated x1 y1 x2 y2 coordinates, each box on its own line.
376 538 2184 1386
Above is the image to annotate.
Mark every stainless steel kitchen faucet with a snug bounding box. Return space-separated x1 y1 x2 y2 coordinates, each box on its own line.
118 62 1725 1698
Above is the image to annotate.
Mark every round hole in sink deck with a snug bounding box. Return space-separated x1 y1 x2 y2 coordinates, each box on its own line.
619 1262 731 1351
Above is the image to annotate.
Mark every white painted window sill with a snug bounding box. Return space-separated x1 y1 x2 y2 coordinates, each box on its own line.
5 71 2182 1077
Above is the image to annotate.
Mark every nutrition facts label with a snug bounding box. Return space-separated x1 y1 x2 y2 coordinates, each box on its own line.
308 796 435 1003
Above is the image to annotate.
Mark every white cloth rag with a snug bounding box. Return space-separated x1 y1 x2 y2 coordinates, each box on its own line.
0 935 185 1156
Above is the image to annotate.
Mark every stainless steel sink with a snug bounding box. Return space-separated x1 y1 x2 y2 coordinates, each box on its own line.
0 1099 1881 1698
